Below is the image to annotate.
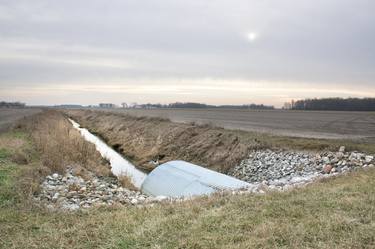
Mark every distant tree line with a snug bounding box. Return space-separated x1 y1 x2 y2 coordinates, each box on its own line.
0 101 26 108
218 104 274 110
137 102 274 109
292 98 375 111
168 102 212 108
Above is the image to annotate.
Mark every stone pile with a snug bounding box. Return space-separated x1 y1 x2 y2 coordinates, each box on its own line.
229 147 374 190
37 147 375 210
36 168 168 211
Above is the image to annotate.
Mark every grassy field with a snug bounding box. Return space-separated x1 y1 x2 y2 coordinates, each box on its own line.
1 114 375 248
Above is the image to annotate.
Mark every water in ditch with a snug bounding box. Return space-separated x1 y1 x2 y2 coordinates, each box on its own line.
69 118 147 189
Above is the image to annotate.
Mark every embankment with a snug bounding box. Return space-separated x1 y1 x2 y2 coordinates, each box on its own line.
18 110 112 178
65 109 375 173
65 110 265 173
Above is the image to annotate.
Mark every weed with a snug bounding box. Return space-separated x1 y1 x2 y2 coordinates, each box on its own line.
66 109 375 174
0 114 375 248
118 174 138 191
0 148 10 159
18 110 112 177
11 150 29 164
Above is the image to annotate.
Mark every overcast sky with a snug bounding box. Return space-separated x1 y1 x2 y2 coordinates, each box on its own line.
0 0 374 107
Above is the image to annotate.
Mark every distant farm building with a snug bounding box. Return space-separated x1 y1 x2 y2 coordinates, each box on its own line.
99 103 115 108
54 104 83 109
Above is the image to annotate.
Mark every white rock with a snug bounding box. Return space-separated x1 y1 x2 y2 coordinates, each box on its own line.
130 198 138 205
365 156 374 163
322 157 330 163
52 173 59 179
52 192 59 201
138 196 146 202
339 146 345 153
154 196 168 202
63 203 80 211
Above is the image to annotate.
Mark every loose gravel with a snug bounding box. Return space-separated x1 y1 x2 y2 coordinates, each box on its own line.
229 146 374 190
36 146 374 210
35 168 168 211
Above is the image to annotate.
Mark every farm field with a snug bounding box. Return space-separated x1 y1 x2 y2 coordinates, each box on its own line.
0 109 374 248
0 108 41 132
2 1 375 248
67 109 375 174
97 108 375 140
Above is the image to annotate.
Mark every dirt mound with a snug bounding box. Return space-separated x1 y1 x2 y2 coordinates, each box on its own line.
65 110 264 173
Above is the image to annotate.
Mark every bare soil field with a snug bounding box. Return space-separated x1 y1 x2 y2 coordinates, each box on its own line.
0 108 41 133
66 109 375 173
98 108 375 140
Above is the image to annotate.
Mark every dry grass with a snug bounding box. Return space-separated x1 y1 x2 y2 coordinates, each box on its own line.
10 150 29 165
0 110 113 209
17 110 112 177
118 174 138 191
1 140 375 248
1 112 375 248
66 110 264 173
0 132 44 209
66 109 375 174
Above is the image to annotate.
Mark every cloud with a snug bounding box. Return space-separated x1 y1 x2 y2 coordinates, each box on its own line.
1 79 374 107
0 0 374 105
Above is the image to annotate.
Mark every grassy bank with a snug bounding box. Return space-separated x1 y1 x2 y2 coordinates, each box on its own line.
66 109 375 173
1 123 375 248
18 110 112 178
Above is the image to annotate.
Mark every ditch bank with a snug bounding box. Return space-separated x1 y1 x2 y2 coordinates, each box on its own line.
69 119 147 188
65 109 374 174
37 117 254 210
35 111 375 210
65 109 263 173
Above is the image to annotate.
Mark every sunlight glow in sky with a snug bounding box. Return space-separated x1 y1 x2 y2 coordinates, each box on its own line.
0 0 374 107
247 32 258 42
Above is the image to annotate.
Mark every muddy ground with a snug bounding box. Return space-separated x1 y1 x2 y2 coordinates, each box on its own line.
96 108 375 140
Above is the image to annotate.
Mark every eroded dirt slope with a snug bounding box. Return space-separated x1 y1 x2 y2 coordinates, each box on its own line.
65 110 263 172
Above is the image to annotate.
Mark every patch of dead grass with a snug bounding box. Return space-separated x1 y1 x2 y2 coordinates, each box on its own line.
1 129 375 248
66 109 375 174
118 174 138 191
66 110 265 173
10 150 29 165
17 110 112 177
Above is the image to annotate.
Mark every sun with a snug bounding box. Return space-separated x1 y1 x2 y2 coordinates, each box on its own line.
247 32 258 42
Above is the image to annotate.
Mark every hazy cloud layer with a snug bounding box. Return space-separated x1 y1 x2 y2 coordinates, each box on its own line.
0 0 374 106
